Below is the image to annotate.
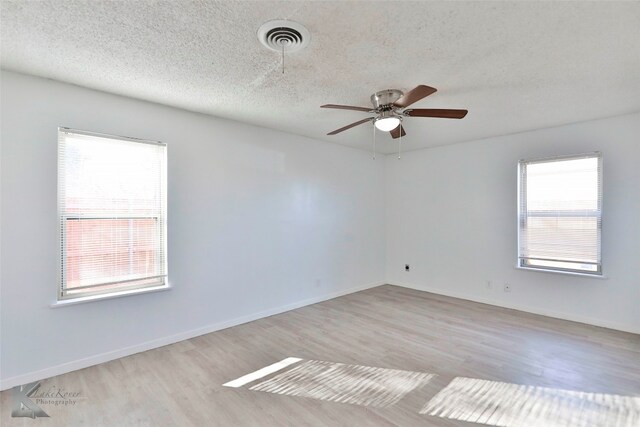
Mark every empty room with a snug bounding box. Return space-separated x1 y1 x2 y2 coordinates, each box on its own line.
1 1 639 426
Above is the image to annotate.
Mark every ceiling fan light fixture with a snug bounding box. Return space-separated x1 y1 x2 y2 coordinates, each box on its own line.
374 116 401 132
322 85 467 138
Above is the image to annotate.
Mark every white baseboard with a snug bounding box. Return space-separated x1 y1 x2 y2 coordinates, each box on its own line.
390 281 640 335
0 282 382 391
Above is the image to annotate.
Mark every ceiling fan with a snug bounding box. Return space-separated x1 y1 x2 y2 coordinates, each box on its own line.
321 85 468 139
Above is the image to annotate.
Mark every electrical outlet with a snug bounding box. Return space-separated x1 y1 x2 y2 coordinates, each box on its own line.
504 283 511 292
405 264 410 272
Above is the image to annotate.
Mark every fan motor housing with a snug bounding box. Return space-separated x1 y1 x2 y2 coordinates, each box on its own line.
371 89 403 110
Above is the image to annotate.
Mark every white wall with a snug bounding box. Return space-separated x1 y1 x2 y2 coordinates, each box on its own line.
2 70 637 391
385 113 640 334
0 71 386 388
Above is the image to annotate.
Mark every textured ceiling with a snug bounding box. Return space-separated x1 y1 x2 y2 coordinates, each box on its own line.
2 1 639 153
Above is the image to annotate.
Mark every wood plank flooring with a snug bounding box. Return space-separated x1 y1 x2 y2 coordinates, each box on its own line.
2 285 639 426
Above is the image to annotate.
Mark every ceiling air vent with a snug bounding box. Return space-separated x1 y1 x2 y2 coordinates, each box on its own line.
257 19 310 53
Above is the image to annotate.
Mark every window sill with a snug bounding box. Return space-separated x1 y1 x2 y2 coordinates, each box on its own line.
515 266 608 279
51 283 171 308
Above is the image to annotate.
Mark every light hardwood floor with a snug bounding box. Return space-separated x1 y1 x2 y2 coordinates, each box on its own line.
2 285 639 426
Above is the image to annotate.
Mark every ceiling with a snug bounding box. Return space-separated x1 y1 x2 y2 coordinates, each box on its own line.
2 1 639 154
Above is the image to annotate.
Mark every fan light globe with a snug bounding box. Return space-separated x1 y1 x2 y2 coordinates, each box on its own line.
375 117 401 132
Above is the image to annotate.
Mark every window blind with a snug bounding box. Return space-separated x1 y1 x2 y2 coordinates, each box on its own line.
518 153 602 275
58 128 167 299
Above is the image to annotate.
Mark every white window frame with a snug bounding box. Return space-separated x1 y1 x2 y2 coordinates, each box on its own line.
517 152 603 276
57 127 168 302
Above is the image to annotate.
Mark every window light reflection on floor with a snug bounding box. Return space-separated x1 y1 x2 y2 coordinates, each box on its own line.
421 377 640 427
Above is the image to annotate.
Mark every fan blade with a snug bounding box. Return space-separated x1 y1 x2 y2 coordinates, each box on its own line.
389 124 406 139
321 104 372 112
405 108 468 119
327 118 373 135
393 85 437 108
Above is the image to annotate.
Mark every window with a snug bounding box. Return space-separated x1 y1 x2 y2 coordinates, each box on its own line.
58 128 167 300
518 153 602 275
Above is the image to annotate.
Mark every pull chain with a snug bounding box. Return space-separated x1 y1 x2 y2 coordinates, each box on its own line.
282 42 285 74
372 121 376 160
398 125 402 159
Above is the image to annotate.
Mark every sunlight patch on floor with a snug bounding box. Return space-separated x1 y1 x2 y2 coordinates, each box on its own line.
421 377 640 427
223 357 302 388
225 358 434 408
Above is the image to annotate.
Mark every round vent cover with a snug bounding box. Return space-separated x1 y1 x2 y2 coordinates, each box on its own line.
257 19 310 53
